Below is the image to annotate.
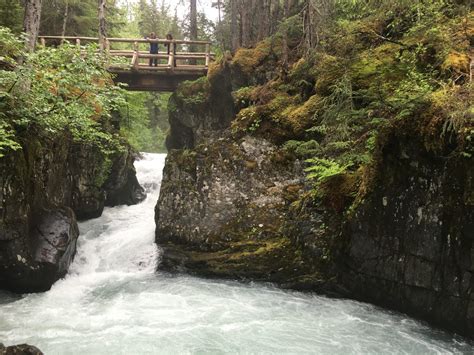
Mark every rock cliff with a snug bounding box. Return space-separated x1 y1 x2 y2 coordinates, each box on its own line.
341 123 474 336
0 134 145 293
155 58 473 337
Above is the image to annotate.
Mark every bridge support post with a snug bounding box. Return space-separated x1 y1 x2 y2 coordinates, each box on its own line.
205 43 210 67
132 41 139 70
168 41 176 71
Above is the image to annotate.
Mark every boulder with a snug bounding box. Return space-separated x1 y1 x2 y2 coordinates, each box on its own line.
0 208 78 292
156 135 327 288
0 344 43 355
104 149 146 207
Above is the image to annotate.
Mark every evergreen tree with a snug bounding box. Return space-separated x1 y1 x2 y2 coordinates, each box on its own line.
0 0 23 33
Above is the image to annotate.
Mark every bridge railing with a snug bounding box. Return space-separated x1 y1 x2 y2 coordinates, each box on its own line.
37 36 215 72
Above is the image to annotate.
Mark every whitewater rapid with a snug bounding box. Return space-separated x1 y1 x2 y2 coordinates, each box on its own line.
0 153 472 354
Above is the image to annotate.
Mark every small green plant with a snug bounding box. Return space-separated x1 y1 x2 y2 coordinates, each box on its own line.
304 158 349 183
248 117 262 132
0 120 21 157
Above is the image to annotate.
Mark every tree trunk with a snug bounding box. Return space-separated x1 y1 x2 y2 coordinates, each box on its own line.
98 0 107 51
217 0 222 25
266 0 272 37
303 0 334 51
189 0 197 63
270 0 280 36
190 0 197 41
61 0 69 38
240 0 251 47
23 0 42 53
216 0 224 48
281 0 289 76
230 0 240 53
256 0 267 41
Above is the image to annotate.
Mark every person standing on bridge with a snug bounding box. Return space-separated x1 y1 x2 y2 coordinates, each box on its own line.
148 32 159 67
166 33 177 67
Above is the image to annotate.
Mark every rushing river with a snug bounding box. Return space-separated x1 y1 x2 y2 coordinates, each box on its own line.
0 153 472 354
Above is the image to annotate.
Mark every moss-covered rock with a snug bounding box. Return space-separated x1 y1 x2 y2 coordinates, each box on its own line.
156 135 330 288
166 59 235 150
155 5 474 339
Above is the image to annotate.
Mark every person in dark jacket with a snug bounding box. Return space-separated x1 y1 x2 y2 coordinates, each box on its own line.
148 32 159 67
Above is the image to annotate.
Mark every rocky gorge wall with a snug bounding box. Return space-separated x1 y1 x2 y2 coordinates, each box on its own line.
155 58 473 338
341 124 474 336
0 133 145 293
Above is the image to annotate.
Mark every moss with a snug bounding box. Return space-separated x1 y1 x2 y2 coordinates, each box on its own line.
283 140 321 158
311 54 344 96
244 160 257 169
207 59 225 82
172 149 197 174
421 84 473 153
283 94 324 135
175 77 211 107
441 51 471 76
232 39 272 75
94 156 113 187
169 233 322 284
232 91 322 143
319 172 361 213
232 86 259 109
282 184 304 202
231 106 262 133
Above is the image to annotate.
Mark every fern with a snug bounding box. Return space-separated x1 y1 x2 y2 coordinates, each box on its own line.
304 158 349 182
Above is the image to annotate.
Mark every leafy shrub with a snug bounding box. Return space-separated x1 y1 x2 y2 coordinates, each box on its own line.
0 27 127 157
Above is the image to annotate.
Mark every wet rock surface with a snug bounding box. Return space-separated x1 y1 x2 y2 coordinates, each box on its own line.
0 136 144 293
104 149 146 207
341 129 474 338
156 135 327 287
0 344 43 355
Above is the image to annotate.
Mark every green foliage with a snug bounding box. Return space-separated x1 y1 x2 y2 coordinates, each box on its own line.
232 86 258 108
0 27 24 65
94 156 113 187
225 1 472 205
0 28 127 157
0 121 21 157
317 75 355 141
119 91 168 153
305 158 349 183
176 77 211 107
0 0 22 33
136 0 183 38
283 140 321 158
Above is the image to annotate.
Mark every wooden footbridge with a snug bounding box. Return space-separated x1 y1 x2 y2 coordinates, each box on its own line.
38 36 215 91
